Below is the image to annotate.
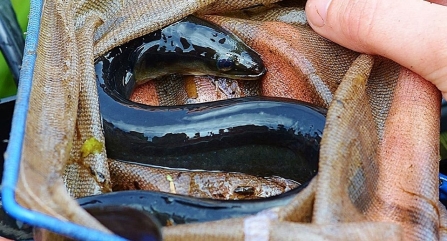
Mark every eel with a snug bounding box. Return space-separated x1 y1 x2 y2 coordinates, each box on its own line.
83 205 162 241
77 189 307 227
97 15 265 100
95 15 326 191
92 15 326 224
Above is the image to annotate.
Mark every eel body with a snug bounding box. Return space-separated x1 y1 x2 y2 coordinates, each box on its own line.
78 189 307 227
95 15 326 192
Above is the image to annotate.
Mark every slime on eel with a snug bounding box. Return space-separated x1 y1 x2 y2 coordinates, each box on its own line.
95 16 326 201
98 15 266 100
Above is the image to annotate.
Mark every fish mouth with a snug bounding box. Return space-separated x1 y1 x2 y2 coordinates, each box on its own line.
226 67 267 80
251 66 267 78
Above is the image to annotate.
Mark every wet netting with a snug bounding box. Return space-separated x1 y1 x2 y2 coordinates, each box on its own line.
14 0 445 240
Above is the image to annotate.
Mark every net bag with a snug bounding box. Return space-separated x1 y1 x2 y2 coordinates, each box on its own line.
8 0 445 240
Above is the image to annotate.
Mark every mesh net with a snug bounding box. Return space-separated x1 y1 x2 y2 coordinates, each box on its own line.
14 0 445 240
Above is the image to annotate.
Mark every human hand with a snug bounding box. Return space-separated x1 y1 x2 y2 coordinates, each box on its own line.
305 0 447 100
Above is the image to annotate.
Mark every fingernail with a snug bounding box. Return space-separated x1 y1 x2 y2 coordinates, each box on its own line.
307 0 332 27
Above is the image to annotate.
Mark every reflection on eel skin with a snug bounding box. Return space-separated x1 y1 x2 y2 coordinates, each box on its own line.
94 15 326 211
78 189 309 227
96 15 265 100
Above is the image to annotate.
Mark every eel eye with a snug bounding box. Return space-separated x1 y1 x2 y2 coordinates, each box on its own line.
217 57 234 72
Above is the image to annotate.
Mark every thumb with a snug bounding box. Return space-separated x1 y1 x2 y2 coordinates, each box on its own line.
305 0 447 99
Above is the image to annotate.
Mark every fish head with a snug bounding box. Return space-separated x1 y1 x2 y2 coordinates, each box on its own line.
214 48 266 80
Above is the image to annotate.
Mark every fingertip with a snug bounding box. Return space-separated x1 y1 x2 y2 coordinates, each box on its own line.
305 0 447 94
305 0 332 28
305 0 373 53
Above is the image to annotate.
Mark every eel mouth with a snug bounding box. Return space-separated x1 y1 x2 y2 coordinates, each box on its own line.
230 67 267 80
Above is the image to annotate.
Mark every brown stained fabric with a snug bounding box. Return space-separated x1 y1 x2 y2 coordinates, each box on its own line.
109 159 298 199
196 0 281 15
194 77 252 101
369 69 441 240
193 76 238 103
163 217 403 241
130 80 160 106
237 79 262 97
278 176 317 223
141 75 189 106
163 218 246 241
248 7 360 101
241 6 360 104
204 12 358 108
365 57 400 139
205 16 325 106
15 1 444 240
312 55 441 240
63 15 112 199
15 0 110 232
93 0 275 57
130 76 260 106
268 222 403 241
92 0 215 57
313 54 377 223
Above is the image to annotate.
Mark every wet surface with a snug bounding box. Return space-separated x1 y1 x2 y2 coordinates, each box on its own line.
85 205 162 241
78 188 305 227
109 159 300 200
96 36 326 198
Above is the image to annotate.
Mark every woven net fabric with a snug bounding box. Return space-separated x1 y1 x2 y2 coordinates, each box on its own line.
14 0 445 240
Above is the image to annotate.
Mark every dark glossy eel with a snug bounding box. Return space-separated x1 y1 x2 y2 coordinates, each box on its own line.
83 205 162 241
78 188 307 227
97 87 326 183
92 15 326 237
96 14 326 190
99 15 265 99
